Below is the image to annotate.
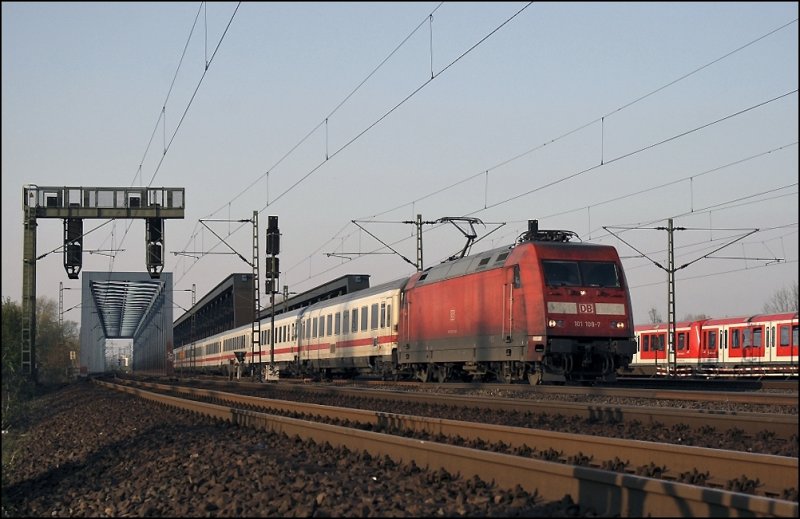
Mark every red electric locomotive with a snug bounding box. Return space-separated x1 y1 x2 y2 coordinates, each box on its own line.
399 220 637 384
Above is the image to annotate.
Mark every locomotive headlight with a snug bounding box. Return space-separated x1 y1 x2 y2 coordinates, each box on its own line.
548 319 557 328
611 321 626 329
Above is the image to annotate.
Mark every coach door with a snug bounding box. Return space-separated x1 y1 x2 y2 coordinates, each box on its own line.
701 329 719 361
777 323 799 360
743 326 764 362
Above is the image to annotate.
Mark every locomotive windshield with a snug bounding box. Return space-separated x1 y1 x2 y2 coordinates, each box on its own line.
542 260 620 288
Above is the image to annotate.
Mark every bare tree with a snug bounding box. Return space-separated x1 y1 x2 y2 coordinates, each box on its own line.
681 313 709 321
763 282 799 313
648 307 663 324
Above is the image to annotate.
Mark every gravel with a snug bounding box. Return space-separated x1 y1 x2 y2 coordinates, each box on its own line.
2 381 602 517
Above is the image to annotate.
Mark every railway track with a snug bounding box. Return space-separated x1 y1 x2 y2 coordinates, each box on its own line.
307 379 799 406
157 376 798 439
98 378 797 517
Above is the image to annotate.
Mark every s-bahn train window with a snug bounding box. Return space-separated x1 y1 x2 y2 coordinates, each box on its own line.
677 332 686 351
780 326 791 346
654 334 665 351
745 327 762 347
706 330 717 350
731 329 741 349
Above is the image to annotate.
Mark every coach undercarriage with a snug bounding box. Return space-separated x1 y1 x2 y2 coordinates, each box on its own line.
398 354 622 385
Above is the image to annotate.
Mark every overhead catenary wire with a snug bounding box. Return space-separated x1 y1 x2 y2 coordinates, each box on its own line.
173 2 533 286
154 8 797 310
282 91 797 285
101 3 241 285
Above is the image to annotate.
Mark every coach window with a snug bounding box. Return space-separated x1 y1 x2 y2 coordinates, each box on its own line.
780 326 790 347
380 302 386 328
708 330 717 351
326 314 333 336
387 304 392 328
352 309 359 333
343 310 350 334
730 329 740 349
361 306 368 331
371 303 379 330
752 327 762 347
320 316 326 337
677 333 686 351
313 317 318 338
335 313 341 335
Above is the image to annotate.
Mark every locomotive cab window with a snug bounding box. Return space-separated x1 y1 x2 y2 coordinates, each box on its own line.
542 261 580 286
542 260 620 288
580 262 620 287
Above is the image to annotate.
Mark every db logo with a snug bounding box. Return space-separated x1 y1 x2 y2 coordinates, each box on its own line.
578 303 594 314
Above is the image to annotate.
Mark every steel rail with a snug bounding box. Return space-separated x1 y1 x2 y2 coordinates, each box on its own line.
97 380 797 517
119 379 797 499
196 379 798 439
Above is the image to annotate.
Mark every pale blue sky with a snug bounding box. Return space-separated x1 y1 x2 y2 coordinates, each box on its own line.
2 2 798 324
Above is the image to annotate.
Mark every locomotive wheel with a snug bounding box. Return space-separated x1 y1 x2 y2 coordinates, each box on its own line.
434 365 448 383
416 366 431 383
498 362 513 384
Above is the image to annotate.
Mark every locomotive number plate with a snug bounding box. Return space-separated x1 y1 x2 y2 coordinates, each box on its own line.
574 320 601 328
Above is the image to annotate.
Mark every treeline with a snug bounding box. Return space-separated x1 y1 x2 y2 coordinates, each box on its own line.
2 297 79 427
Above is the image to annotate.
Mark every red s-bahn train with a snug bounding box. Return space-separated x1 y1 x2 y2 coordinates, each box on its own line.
175 220 638 384
631 312 799 377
